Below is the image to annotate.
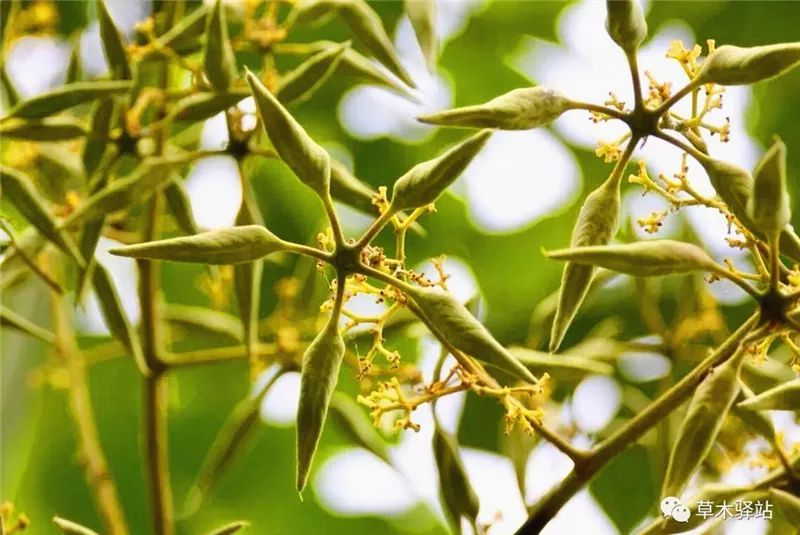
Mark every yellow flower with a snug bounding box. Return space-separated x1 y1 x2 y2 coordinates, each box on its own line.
595 141 621 163
637 210 668 234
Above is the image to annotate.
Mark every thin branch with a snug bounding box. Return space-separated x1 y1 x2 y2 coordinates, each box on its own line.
626 50 643 108
566 100 628 121
654 79 700 115
355 208 397 250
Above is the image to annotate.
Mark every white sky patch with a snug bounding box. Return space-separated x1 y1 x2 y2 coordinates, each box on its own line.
258 370 300 426
76 237 140 335
415 256 479 304
6 36 70 97
314 448 417 516
618 351 672 383
184 156 242 230
461 448 528 533
571 375 622 433
460 129 581 233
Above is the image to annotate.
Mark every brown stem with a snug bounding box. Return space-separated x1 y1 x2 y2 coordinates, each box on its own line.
51 292 129 535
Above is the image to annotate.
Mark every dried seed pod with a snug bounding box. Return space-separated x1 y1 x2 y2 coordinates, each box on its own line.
510 347 614 378
92 264 147 374
0 165 85 267
405 0 437 70
418 86 572 130
662 349 746 499
696 43 800 86
110 225 288 264
96 0 131 80
389 130 491 212
0 305 55 343
329 391 391 464
204 521 250 535
550 179 621 352
547 240 718 276
406 285 538 383
203 0 237 91
0 117 87 141
338 0 415 88
433 422 480 532
276 42 350 105
749 137 790 239
769 488 800 525
3 80 132 119
736 378 800 411
296 318 346 492
172 91 247 122
246 69 331 197
53 517 100 535
605 0 647 53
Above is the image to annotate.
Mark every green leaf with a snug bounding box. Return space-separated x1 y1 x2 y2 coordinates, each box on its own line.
546 240 718 276
171 91 247 123
433 422 480 533
389 130 492 212
405 0 437 70
338 0 416 89
0 117 87 141
82 98 116 177
246 69 331 197
0 305 55 343
65 38 82 84
96 0 131 79
550 179 621 352
276 41 350 105
158 5 208 52
234 176 264 371
110 225 288 264
52 517 100 535
406 285 539 383
605 0 647 53
662 349 746 498
92 264 147 374
284 0 340 29
0 165 85 267
329 391 391 464
3 80 132 119
164 179 200 236
329 158 379 215
203 0 237 91
736 378 800 411
769 488 800 525
697 42 800 85
418 86 573 130
749 137 790 238
204 521 250 535
164 304 243 342
510 347 614 377
296 317 346 492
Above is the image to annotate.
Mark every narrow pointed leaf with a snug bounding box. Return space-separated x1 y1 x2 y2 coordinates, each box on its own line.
330 158 379 214
172 91 247 122
769 488 800 525
339 45 415 94
110 225 288 264
418 86 572 130
550 179 620 352
203 0 237 90
547 240 718 276
1 65 19 107
158 5 208 51
510 347 614 377
53 517 100 535
605 0 647 52
339 0 415 88
697 42 800 85
296 318 346 491
0 165 84 266
164 304 243 342
83 98 116 177
284 0 340 29
164 178 200 235
246 69 331 196
66 39 82 84
204 522 250 535
749 137 790 238
405 0 437 69
1 305 55 343
433 423 480 531
733 383 778 442
0 117 87 141
276 41 349 105
4 80 132 119
662 349 746 498
407 285 538 383
390 130 492 211
736 378 800 411
329 391 391 464
96 0 131 79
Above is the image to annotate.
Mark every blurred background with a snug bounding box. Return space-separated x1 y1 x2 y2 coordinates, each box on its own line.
2 1 800 534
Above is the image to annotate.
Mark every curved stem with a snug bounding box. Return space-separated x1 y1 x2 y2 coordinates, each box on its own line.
283 241 333 264
519 312 760 532
710 265 762 301
654 79 700 116
654 129 709 165
356 208 397 250
567 100 628 121
322 191 345 247
626 50 642 107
